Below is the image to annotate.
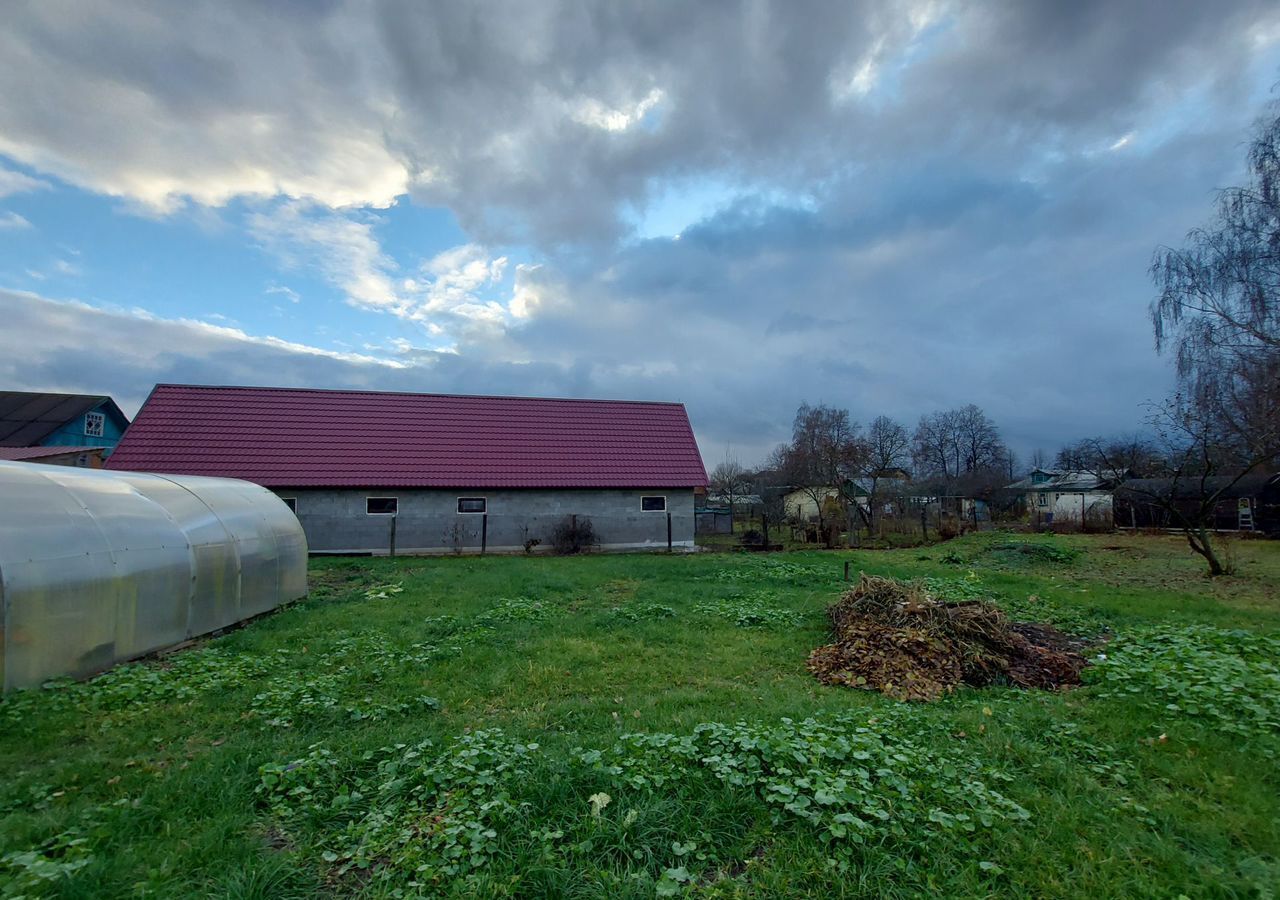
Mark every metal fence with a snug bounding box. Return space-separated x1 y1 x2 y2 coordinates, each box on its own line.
0 462 307 692
295 510 693 555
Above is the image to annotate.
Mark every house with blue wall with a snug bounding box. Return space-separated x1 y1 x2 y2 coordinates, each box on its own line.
0 391 130 459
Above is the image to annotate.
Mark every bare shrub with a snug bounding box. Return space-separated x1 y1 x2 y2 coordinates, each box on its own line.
519 524 542 555
551 515 598 555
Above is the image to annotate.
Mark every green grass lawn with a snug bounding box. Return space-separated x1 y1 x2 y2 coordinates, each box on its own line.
2 533 1278 898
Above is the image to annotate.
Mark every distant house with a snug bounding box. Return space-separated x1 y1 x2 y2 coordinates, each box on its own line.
0 391 129 465
782 486 838 522
107 384 708 554
781 482 870 522
1004 467 1124 525
0 445 110 468
862 467 911 488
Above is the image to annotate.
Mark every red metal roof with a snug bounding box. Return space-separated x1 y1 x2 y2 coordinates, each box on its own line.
107 385 708 489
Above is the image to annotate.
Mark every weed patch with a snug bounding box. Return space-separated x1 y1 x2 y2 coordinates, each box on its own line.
699 558 836 584
978 540 1081 567
258 710 1028 894
1 829 94 896
0 648 282 729
1086 626 1280 747
692 593 805 628
607 604 677 623
0 596 553 734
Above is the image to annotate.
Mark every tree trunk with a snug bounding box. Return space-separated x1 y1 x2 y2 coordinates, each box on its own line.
1186 526 1226 577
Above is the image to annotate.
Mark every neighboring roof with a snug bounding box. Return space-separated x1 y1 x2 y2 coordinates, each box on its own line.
782 485 836 496
0 392 127 446
107 384 708 489
1115 473 1278 502
0 445 109 461
1005 469 1125 492
706 491 763 506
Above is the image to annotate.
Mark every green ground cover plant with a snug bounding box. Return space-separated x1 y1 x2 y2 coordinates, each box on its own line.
1 533 1278 897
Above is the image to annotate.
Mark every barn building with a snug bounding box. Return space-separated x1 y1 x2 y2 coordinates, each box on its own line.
107 384 708 554
1114 472 1280 535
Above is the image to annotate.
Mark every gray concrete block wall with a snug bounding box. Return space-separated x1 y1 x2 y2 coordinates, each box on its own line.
270 487 696 554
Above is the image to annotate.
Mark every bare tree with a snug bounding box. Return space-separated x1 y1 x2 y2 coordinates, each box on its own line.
1106 400 1280 575
1057 434 1161 476
1151 104 1280 451
709 455 750 530
1054 440 1089 471
954 404 1006 474
1029 447 1049 470
776 403 867 535
862 415 910 535
1137 103 1280 573
912 409 961 481
913 406 1010 484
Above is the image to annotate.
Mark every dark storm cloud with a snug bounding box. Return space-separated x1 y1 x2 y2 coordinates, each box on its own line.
8 1 1269 235
1 1 1278 463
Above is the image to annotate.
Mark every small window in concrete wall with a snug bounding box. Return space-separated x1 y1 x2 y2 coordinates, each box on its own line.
84 411 105 437
642 495 667 512
366 497 398 516
457 497 486 514
280 497 297 513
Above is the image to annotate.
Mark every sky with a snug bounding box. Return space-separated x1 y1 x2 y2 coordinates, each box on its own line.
2 1 1280 469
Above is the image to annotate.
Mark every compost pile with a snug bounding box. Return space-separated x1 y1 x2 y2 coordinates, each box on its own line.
807 575 1087 701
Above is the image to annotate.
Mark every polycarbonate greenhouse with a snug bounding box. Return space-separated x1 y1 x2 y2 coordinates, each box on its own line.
0 461 307 692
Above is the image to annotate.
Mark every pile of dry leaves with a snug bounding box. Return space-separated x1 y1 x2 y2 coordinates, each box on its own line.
807 574 1088 701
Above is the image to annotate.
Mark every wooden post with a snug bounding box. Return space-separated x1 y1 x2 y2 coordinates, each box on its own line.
762 513 770 549
843 560 850 582
389 515 397 558
920 506 927 541
481 512 488 555
666 511 672 551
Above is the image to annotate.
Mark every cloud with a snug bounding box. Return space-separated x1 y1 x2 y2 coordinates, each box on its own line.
5 2 1273 243
412 244 509 330
265 283 301 304
0 288 411 413
0 211 32 230
0 288 641 421
0 165 50 198
573 88 665 133
249 201 402 311
0 4 406 212
249 201 520 346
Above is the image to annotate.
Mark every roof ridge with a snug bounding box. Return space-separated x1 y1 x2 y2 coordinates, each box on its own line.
0 390 109 401
152 383 687 407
